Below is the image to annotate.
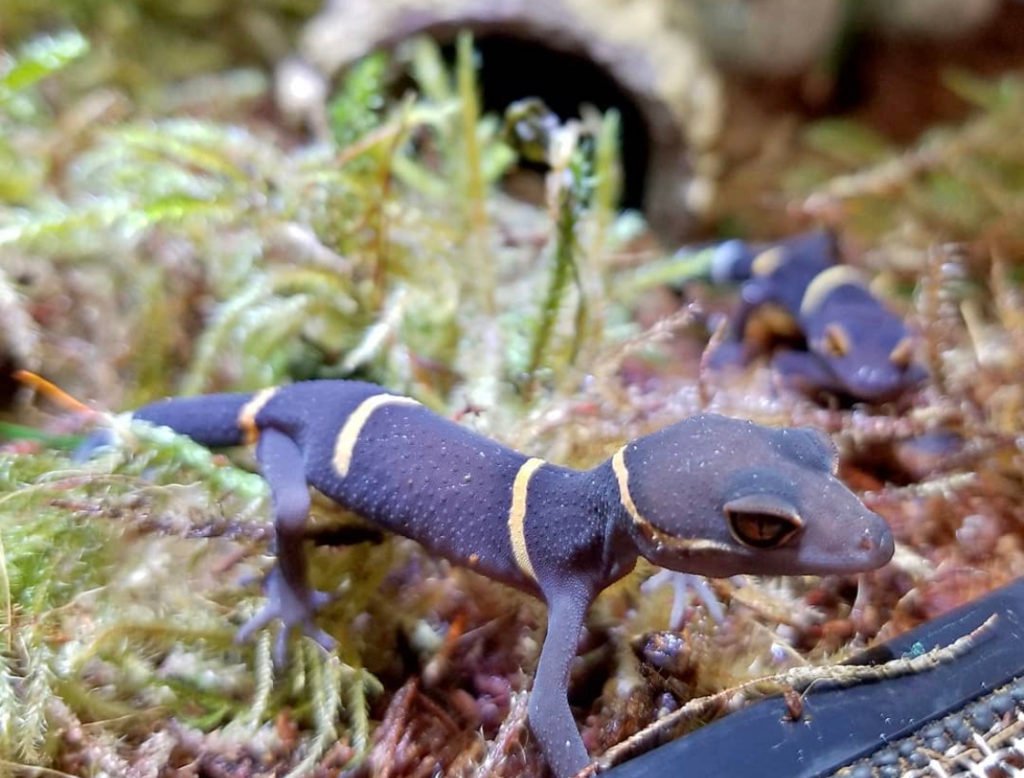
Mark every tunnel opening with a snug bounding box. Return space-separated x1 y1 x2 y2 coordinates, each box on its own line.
441 34 651 211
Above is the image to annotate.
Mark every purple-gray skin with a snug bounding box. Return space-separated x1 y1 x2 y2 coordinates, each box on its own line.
707 230 927 403
131 380 894 777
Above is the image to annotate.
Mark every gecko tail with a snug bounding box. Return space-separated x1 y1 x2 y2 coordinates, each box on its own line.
133 392 257 447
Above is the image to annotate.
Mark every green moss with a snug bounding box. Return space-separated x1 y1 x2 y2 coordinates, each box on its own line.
0 16 632 773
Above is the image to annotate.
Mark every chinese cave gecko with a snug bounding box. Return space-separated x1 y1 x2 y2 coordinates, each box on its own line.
127 379 894 777
706 230 926 402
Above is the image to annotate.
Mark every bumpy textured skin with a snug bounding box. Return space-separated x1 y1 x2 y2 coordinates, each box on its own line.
131 379 895 777
708 230 926 402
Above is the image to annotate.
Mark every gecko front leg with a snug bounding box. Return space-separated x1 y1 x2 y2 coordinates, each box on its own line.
237 426 334 661
529 580 594 778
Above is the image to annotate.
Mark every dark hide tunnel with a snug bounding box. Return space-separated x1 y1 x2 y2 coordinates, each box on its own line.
467 34 650 211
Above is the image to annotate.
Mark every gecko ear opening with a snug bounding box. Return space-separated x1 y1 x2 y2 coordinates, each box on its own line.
724 494 803 549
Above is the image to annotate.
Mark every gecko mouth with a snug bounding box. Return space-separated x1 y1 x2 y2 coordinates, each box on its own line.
631 515 739 558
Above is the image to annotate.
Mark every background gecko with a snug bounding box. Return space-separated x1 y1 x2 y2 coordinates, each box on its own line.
128 379 895 777
706 230 927 402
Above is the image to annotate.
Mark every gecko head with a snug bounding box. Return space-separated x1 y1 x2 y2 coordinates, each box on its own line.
613 414 894 578
807 301 927 403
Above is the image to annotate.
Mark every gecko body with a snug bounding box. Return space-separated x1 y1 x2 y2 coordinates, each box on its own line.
132 379 894 776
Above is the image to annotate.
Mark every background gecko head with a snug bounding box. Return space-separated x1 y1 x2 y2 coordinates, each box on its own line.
805 286 928 402
617 415 894 578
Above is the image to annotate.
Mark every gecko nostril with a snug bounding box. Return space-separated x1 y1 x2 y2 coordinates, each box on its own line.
858 525 895 563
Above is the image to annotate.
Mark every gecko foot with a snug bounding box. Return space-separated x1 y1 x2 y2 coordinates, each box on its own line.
641 570 726 629
705 339 747 370
236 565 336 664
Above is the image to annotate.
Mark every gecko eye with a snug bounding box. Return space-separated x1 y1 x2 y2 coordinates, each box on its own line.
888 336 914 368
820 323 851 358
724 494 803 549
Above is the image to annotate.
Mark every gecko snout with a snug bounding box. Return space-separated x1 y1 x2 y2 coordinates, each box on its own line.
795 496 895 575
831 509 895 572
859 518 895 567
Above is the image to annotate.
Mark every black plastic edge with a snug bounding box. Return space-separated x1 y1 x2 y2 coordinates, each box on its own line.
604 577 1024 778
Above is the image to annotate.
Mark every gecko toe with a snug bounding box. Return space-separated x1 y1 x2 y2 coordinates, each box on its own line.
308 589 333 610
273 629 290 667
303 623 337 653
235 605 275 645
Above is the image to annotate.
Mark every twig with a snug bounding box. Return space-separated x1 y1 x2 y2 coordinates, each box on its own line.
472 691 531 778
